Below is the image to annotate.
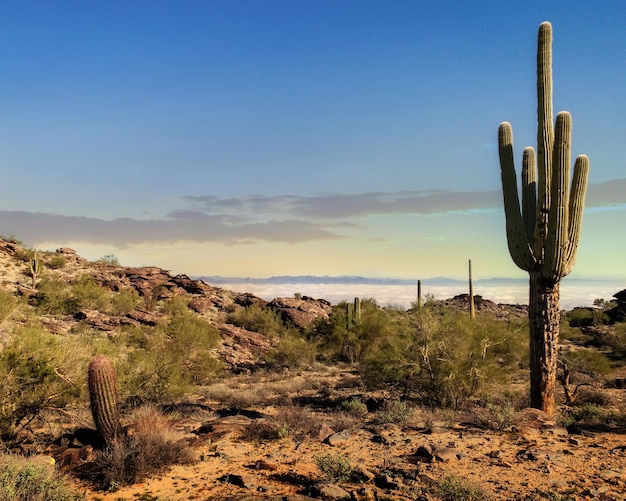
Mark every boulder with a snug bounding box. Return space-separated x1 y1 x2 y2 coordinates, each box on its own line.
268 296 332 330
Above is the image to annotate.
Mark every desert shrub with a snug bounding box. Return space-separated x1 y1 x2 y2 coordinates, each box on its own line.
340 397 368 417
593 298 617 310
319 298 395 363
0 324 87 438
120 300 221 401
11 247 33 263
474 401 516 431
360 307 527 408
436 474 491 500
566 307 610 327
96 254 120 266
264 329 318 369
314 453 353 483
226 304 287 337
0 290 19 324
245 420 290 442
594 323 626 360
109 287 139 315
96 404 195 488
46 254 67 269
34 277 73 314
275 406 319 441
0 454 80 500
70 274 111 311
374 400 414 424
559 402 607 426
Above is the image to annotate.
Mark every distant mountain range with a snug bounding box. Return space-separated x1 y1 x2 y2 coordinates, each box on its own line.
196 275 533 286
196 275 622 286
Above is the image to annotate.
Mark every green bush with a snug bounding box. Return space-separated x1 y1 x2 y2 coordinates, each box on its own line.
46 254 67 270
96 254 120 265
226 304 287 337
264 329 317 369
318 298 394 363
437 474 491 501
120 299 221 401
34 277 73 314
70 274 111 311
110 287 140 315
566 307 610 328
340 397 368 417
0 290 19 324
314 453 353 483
360 307 527 408
0 454 80 501
374 399 414 424
0 324 87 438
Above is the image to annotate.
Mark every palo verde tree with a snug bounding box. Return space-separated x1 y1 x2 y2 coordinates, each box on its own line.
497 22 589 415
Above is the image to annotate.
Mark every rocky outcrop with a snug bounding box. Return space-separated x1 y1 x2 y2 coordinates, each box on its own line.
442 294 528 320
607 289 626 322
215 324 273 372
268 296 332 330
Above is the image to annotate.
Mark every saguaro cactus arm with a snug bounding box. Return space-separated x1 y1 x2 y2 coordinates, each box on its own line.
562 154 590 276
498 123 536 271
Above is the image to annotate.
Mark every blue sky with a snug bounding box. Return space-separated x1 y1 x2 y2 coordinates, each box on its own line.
1 1 625 280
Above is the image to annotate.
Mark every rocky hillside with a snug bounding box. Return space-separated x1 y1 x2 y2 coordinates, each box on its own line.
0 237 336 371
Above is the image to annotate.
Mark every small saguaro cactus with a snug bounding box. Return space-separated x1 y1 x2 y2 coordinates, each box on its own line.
29 251 41 289
88 355 122 446
468 259 475 320
497 22 589 415
417 280 422 309
353 297 361 325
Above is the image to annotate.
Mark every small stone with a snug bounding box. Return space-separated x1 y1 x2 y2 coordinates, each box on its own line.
313 483 351 500
318 423 335 442
325 430 351 446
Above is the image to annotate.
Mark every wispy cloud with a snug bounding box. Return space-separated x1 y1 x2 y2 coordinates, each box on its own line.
184 190 503 219
184 178 626 220
4 178 624 248
0 211 346 247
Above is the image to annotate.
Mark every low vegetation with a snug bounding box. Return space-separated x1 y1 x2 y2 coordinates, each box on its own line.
0 238 624 498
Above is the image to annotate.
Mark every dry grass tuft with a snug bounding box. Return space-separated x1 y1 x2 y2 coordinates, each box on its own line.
96 404 196 488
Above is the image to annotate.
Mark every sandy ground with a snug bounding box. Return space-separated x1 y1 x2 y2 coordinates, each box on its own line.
67 370 626 501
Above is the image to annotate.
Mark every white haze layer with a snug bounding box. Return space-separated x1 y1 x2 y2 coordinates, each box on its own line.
209 280 624 310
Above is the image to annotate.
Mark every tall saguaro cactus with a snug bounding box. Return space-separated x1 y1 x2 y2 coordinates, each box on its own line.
498 22 589 415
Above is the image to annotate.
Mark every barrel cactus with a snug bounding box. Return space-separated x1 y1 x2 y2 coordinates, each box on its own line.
88 355 121 446
497 22 589 415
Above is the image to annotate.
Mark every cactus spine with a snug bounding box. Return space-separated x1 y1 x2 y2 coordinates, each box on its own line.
88 355 121 446
29 251 41 289
497 22 589 415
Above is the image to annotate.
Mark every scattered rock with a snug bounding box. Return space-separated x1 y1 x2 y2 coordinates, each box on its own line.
325 430 351 446
268 296 332 330
312 483 351 500
318 423 336 442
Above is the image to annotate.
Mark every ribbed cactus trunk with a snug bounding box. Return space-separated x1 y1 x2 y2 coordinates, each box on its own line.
88 355 121 446
497 22 589 415
528 274 560 414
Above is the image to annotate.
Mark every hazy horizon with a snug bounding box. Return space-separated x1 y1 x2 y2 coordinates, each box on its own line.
204 276 625 311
